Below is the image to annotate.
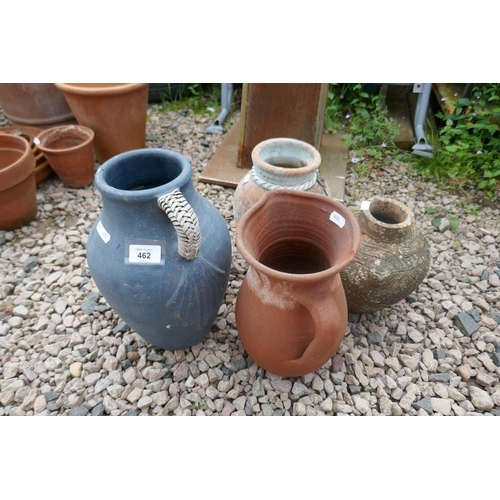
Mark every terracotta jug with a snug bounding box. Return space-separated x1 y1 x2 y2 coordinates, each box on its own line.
36 125 95 188
0 133 37 230
235 189 361 377
54 83 149 163
233 137 330 223
340 196 431 313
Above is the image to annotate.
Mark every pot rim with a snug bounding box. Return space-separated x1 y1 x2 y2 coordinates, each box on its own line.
0 133 35 190
95 148 193 203
36 125 94 155
54 83 148 96
362 196 414 227
358 196 414 243
236 189 361 283
251 137 321 178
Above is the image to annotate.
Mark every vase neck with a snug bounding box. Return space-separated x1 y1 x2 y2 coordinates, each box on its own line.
358 197 413 243
251 164 318 191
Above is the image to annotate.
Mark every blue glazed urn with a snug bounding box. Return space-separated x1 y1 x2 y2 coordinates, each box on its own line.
86 148 232 350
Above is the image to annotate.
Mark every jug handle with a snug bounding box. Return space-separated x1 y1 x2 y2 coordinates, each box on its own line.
282 285 341 372
157 189 201 260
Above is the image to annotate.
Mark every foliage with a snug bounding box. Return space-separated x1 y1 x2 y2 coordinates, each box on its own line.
325 83 400 160
413 84 500 197
159 83 223 116
431 217 460 230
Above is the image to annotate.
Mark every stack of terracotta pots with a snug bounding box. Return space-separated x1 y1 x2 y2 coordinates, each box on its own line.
0 133 37 230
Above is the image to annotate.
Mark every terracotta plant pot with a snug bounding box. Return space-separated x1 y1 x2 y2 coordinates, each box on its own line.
0 125 54 184
36 125 95 188
0 84 74 127
0 133 37 230
235 189 361 377
340 196 431 313
233 137 330 223
54 83 149 163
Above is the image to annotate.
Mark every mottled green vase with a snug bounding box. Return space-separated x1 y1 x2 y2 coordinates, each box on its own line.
340 196 431 313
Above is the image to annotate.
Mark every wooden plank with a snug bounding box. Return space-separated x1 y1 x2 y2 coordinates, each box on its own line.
199 119 249 187
384 84 415 151
314 83 329 149
237 83 328 169
319 133 347 202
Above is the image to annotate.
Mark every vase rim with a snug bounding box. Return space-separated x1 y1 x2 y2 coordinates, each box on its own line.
54 83 148 96
236 189 360 283
95 148 192 202
362 196 414 228
252 137 321 178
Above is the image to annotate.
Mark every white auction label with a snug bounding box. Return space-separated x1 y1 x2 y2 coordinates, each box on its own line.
330 211 346 228
128 244 162 264
97 220 110 243
360 200 371 210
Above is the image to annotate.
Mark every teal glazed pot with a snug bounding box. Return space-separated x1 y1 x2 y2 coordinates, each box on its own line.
86 148 232 350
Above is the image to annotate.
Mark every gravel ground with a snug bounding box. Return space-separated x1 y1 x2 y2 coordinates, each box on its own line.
1 101 500 417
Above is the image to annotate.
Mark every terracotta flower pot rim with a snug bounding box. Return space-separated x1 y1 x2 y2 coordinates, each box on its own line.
36 125 94 156
54 83 148 97
236 189 361 283
251 137 321 177
0 133 34 190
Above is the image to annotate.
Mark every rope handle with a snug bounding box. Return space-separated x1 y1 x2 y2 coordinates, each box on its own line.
157 189 201 260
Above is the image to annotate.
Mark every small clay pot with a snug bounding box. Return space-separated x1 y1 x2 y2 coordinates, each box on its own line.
54 83 149 163
36 125 95 188
340 196 431 313
0 133 37 230
233 137 330 223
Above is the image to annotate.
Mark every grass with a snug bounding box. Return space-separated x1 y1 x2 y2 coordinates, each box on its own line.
158 84 240 118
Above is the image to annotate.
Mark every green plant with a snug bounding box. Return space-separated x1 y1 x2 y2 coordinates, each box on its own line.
431 216 460 230
159 84 227 117
187 84 201 96
459 199 480 215
325 84 400 159
413 84 500 196
194 400 205 410
353 161 372 179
